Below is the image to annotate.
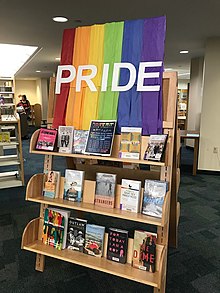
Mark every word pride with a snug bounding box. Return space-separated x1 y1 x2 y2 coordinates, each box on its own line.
55 62 162 94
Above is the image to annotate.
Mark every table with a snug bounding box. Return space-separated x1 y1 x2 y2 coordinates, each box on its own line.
180 130 200 175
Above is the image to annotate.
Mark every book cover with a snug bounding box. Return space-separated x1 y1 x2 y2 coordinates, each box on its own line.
42 207 70 250
0 131 10 143
141 180 167 218
107 228 129 264
73 130 89 154
58 126 74 153
132 230 157 273
36 128 57 151
120 179 142 213
63 169 85 202
66 217 87 252
95 173 116 208
43 170 61 199
84 120 116 156
144 134 167 161
119 127 142 160
84 224 105 257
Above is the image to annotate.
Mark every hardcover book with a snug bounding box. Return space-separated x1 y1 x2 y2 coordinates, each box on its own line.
141 180 167 218
42 207 70 250
66 217 87 252
144 134 167 161
84 120 116 156
107 228 129 264
119 127 142 160
95 173 116 208
73 130 89 154
36 128 57 151
64 169 85 202
43 170 61 199
120 179 142 213
58 126 74 154
84 224 105 257
132 230 157 273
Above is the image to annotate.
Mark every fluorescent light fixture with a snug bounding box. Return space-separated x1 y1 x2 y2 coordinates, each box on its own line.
165 68 173 71
0 43 38 77
53 16 68 23
178 72 190 76
180 50 189 54
55 57 61 61
36 70 41 73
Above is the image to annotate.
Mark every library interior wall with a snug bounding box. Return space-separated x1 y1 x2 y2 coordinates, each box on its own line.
199 37 220 171
15 79 39 105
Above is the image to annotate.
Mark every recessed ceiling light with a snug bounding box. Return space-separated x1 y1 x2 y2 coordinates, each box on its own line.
180 50 189 54
36 70 41 73
55 57 61 61
165 68 173 71
53 16 68 23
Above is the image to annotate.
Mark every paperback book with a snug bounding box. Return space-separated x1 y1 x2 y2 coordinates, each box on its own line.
58 126 74 153
107 228 129 264
0 131 10 143
66 217 87 252
132 230 157 273
36 128 57 151
73 130 89 154
119 127 142 159
84 120 116 156
63 169 85 202
43 170 61 199
95 173 116 208
144 134 167 161
120 179 142 213
84 224 105 257
141 180 167 218
42 207 70 250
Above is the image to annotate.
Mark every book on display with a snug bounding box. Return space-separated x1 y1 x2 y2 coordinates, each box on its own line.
84 224 105 257
132 230 157 273
66 217 87 252
84 120 116 156
36 128 57 151
43 170 61 199
63 169 85 202
119 127 142 159
73 130 89 154
95 172 116 208
144 134 167 161
120 179 142 213
58 125 74 153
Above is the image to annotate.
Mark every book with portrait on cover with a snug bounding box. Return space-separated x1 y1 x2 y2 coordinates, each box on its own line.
132 230 157 273
36 128 57 151
66 217 87 252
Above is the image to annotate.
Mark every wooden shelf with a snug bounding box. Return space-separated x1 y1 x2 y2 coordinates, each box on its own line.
30 129 166 167
22 218 165 288
26 174 170 227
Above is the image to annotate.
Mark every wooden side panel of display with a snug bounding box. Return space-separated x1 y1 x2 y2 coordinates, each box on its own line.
47 77 56 124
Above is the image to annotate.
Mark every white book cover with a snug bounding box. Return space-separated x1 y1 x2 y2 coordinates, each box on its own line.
64 169 85 202
120 179 142 213
58 126 74 154
49 207 71 249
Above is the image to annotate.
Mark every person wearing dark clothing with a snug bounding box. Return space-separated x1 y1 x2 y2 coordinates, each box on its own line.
16 95 31 139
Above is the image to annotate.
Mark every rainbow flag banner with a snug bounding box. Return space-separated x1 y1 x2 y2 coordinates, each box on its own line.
53 16 166 135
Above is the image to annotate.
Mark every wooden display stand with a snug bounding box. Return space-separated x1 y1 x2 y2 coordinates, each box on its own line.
21 72 179 293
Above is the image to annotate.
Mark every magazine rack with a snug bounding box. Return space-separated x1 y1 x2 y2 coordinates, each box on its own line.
21 72 179 293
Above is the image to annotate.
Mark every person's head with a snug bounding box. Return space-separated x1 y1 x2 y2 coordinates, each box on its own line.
22 95 27 102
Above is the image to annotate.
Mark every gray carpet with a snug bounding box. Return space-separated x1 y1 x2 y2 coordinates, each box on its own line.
0 127 219 292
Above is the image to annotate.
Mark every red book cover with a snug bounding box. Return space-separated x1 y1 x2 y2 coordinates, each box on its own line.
36 128 57 151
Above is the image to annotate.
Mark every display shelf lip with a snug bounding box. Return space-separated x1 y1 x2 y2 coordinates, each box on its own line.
22 240 160 288
26 195 163 226
30 149 165 166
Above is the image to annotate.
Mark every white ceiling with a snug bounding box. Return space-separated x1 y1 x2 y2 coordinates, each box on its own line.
1 0 220 80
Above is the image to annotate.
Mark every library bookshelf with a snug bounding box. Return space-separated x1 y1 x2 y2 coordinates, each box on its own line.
21 72 179 293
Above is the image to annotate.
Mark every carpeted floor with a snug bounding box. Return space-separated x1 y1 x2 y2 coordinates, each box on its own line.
0 126 219 293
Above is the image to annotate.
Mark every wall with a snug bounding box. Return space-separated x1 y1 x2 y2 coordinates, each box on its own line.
36 78 48 120
199 38 220 171
14 79 39 105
